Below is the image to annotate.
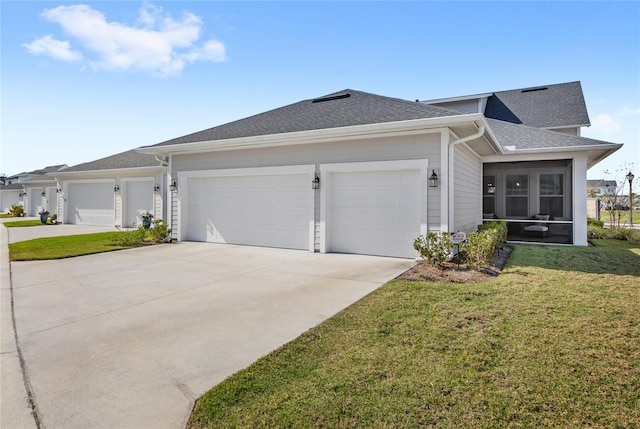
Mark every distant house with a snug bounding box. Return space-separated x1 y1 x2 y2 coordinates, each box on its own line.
50 150 166 227
0 165 67 215
135 81 622 255
587 179 618 196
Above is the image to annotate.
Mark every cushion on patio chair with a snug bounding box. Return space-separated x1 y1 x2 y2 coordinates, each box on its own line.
523 214 551 237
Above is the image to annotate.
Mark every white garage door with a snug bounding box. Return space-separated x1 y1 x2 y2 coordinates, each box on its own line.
123 180 154 227
66 182 115 226
184 170 313 250
328 168 423 258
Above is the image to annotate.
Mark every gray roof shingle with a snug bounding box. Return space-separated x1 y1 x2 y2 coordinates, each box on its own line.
486 118 615 150
151 89 463 147
484 81 590 128
60 150 164 172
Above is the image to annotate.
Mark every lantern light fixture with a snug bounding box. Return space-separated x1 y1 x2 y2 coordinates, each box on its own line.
153 185 161 192
114 185 120 192
429 170 439 188
169 180 177 192
41 191 46 197
312 175 320 190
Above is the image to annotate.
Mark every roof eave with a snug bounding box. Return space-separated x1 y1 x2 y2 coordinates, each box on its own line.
137 114 487 155
50 165 167 177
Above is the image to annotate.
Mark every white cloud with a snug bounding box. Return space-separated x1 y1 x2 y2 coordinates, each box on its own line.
24 3 226 76
22 35 82 62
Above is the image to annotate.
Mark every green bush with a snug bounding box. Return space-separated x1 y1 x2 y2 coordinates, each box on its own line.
609 227 640 242
588 225 639 242
460 221 507 270
112 226 147 247
148 219 171 243
9 204 24 217
587 218 605 228
413 232 453 267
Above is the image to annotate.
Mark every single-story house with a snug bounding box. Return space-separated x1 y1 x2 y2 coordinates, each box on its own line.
50 150 167 227
0 165 67 215
137 81 622 258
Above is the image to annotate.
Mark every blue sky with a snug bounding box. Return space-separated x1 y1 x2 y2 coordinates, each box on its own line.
2 1 639 180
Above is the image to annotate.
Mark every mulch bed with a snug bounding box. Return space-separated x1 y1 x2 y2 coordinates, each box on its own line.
397 246 513 283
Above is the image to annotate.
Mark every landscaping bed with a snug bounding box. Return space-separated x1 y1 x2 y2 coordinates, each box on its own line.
397 246 513 283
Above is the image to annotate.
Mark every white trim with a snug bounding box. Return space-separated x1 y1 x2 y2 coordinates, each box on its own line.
50 166 166 177
319 159 429 255
177 165 316 251
572 157 589 246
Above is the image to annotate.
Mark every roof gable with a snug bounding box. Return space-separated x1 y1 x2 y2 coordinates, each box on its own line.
152 89 463 147
484 81 590 129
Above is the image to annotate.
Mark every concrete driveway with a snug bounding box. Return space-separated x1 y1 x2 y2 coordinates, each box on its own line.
1 223 413 428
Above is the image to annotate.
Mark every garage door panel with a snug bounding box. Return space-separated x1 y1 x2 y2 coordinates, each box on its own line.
329 169 422 258
185 173 311 250
67 183 115 226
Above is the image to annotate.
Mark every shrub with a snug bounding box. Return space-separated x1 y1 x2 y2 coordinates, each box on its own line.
460 221 508 270
148 219 171 243
609 227 640 242
587 218 605 228
413 232 453 267
112 226 146 247
9 204 24 217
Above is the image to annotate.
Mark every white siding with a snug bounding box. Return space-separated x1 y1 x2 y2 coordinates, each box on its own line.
453 143 482 232
172 133 443 232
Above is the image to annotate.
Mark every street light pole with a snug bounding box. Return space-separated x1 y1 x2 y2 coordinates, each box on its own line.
627 171 635 227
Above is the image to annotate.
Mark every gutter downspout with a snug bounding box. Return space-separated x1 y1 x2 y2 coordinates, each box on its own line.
154 155 169 167
446 123 485 231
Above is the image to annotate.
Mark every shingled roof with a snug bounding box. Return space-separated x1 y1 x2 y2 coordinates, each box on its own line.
484 81 590 129
486 118 613 150
59 150 164 172
152 89 463 147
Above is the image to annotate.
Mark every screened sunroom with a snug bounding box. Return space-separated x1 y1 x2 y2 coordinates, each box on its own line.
482 160 574 244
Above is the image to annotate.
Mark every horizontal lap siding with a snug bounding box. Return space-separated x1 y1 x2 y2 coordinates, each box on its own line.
172 133 443 231
454 143 481 232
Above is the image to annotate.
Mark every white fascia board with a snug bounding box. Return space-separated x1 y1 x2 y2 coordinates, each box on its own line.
136 114 487 156
481 143 623 164
544 124 591 130
50 166 167 178
500 143 623 154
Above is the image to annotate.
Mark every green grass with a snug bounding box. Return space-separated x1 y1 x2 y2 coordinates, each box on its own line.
3 220 43 227
188 240 640 429
8 232 134 261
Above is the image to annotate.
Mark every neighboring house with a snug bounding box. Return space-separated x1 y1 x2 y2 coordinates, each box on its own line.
0 165 67 215
50 150 167 227
587 179 618 196
137 82 621 257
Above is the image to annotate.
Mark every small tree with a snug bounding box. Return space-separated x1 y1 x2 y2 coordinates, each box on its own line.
602 162 637 227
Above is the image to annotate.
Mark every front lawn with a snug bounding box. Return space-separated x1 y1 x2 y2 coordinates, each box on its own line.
3 220 43 227
8 232 134 261
188 240 640 428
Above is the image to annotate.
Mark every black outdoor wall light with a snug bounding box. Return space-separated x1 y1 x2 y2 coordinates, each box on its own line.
429 170 439 188
114 185 120 192
154 185 161 192
41 191 46 197
312 175 320 190
169 180 177 192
